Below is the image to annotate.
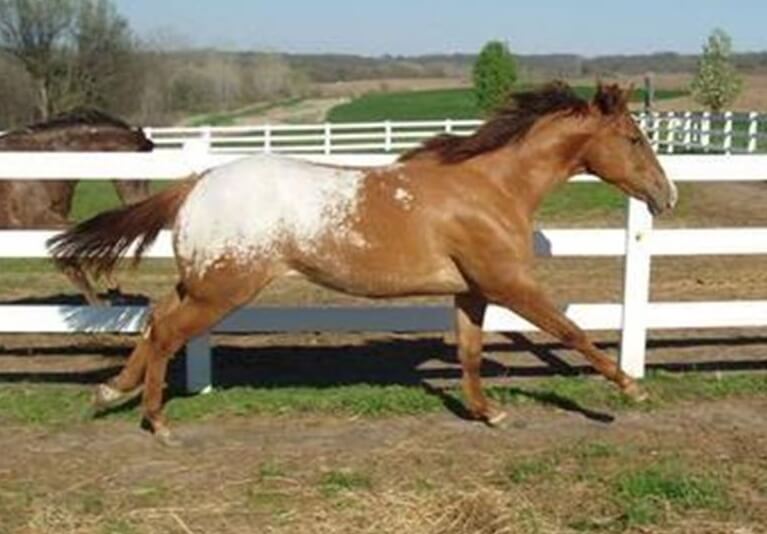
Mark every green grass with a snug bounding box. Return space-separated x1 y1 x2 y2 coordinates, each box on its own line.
539 183 626 221
616 465 728 526
70 181 173 223
318 469 373 496
327 86 687 123
503 456 557 484
328 88 482 122
164 384 442 421
70 181 123 223
1 372 765 427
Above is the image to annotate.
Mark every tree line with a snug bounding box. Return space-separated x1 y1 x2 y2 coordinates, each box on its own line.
0 0 308 128
0 1 751 129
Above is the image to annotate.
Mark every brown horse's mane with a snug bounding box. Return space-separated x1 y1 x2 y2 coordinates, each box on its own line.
400 81 624 164
1 108 132 140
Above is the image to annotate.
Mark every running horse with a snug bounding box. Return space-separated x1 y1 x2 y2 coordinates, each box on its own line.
49 83 677 446
0 108 154 303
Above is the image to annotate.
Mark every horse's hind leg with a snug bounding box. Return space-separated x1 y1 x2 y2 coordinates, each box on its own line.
95 268 274 440
62 265 102 306
140 293 238 445
144 270 275 445
94 289 184 410
455 293 506 426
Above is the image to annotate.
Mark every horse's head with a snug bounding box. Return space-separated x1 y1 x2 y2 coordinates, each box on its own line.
132 127 155 152
581 83 677 215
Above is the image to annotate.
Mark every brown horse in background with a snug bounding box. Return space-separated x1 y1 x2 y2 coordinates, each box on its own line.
0 109 154 303
50 82 677 446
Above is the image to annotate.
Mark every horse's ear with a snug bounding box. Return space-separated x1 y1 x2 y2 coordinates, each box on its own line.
593 83 627 115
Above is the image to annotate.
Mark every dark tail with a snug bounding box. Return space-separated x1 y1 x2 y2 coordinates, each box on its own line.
48 179 197 278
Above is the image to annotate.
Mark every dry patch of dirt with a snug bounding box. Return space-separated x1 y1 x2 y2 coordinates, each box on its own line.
313 77 469 99
1 398 765 533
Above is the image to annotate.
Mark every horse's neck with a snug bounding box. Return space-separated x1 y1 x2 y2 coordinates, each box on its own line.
471 118 595 215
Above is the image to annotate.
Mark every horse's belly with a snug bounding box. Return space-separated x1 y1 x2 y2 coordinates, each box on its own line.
292 253 468 298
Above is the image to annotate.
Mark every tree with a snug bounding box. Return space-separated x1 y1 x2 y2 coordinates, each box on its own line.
0 0 137 119
74 0 138 111
473 40 517 114
0 0 76 118
690 28 743 112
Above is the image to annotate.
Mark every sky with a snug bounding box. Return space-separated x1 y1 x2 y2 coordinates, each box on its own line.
113 0 766 57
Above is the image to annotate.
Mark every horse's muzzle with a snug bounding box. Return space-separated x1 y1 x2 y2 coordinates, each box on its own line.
648 176 678 216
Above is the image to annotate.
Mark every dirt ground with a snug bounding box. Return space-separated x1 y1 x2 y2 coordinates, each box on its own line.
1 396 766 533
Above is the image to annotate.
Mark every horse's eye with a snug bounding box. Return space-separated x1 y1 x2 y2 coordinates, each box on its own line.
630 136 642 146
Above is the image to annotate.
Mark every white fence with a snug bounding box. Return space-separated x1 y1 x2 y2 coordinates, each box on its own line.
0 144 766 392
143 111 767 155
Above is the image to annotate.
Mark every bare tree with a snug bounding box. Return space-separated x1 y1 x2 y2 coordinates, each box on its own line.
74 0 138 112
0 54 36 127
0 0 138 120
0 0 76 118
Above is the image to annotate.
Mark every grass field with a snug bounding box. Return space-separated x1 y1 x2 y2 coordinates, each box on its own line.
1 372 764 426
326 86 687 123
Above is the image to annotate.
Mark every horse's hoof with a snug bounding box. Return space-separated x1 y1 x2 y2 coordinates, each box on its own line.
154 427 183 448
471 405 508 427
92 383 143 413
622 382 649 403
485 409 508 427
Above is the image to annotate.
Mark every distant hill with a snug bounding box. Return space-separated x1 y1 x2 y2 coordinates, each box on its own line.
279 51 767 82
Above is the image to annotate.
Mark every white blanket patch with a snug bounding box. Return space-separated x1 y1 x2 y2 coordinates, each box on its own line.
175 155 366 274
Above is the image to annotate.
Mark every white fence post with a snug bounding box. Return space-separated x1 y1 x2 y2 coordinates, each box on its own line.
747 112 759 153
619 198 654 378
682 111 692 151
384 121 392 152
264 124 272 153
723 111 733 154
665 113 676 154
185 334 213 394
445 118 453 134
650 112 661 151
324 123 332 155
701 112 711 151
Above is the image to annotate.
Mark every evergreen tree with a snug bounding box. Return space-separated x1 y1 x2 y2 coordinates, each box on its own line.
473 40 517 114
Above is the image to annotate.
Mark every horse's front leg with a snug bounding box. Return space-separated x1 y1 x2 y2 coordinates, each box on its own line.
455 293 506 425
464 260 645 401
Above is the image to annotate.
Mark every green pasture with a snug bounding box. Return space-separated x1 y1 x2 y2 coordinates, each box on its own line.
1 371 764 427
326 86 687 123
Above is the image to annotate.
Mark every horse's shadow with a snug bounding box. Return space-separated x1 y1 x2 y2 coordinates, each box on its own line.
2 296 767 425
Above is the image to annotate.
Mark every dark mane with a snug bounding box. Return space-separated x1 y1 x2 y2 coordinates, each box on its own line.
400 82 589 163
26 108 132 132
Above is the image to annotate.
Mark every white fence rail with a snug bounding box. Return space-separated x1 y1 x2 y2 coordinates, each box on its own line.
0 147 766 391
143 112 767 155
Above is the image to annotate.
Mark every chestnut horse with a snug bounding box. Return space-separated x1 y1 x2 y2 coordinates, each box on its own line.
0 108 154 303
49 83 677 445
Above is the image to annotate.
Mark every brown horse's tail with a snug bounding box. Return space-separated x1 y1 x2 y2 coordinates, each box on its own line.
48 179 197 278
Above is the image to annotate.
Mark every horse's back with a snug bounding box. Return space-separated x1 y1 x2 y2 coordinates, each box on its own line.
174 155 368 274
